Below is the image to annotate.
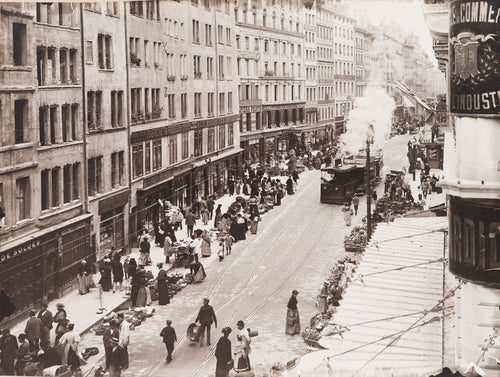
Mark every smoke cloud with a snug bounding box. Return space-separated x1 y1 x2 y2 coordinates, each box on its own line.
339 85 395 155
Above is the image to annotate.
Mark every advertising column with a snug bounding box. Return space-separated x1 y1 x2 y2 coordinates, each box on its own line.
446 1 500 373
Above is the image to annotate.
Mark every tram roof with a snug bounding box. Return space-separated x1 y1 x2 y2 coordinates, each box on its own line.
321 165 357 173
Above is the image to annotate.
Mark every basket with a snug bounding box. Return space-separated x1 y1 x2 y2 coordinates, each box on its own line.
248 329 258 337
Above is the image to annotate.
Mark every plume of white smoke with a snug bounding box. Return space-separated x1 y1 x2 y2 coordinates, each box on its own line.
339 85 395 155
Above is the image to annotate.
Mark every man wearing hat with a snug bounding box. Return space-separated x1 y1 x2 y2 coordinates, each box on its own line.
24 309 43 352
54 303 68 344
159 319 177 363
195 298 217 346
37 302 53 348
0 329 18 374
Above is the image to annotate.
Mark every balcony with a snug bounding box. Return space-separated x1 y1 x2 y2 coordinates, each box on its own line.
334 74 356 80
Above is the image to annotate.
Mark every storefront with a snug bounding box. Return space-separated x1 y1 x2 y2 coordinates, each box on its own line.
98 190 129 259
335 116 346 136
0 214 92 326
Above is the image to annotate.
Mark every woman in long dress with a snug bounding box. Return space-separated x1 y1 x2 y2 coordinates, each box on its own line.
156 263 170 305
135 268 148 307
215 327 232 377
233 335 249 372
285 290 301 335
342 204 352 226
192 262 207 283
201 230 211 257
164 235 172 264
286 176 294 195
249 216 260 235
99 258 112 292
111 254 123 293
77 261 91 295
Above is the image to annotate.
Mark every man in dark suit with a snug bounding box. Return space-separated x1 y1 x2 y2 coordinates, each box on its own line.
38 302 53 348
0 328 18 374
185 209 196 238
159 319 177 363
24 309 43 352
195 298 217 346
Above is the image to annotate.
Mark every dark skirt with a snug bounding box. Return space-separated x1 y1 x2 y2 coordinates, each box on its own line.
157 280 170 305
215 360 229 377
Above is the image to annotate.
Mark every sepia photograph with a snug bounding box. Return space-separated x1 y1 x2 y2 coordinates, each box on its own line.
0 0 499 376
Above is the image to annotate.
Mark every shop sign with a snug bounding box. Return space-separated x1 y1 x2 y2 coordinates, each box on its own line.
449 0 500 116
0 239 41 263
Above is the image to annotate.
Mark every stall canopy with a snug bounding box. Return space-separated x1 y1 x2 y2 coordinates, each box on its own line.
298 217 451 377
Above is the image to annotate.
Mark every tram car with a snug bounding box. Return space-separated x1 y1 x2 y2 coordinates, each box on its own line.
320 150 383 204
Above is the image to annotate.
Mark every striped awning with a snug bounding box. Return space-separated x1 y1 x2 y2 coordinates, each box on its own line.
298 217 450 377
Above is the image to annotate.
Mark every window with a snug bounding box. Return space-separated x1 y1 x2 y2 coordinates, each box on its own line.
205 24 212 45
228 92 233 113
88 156 102 195
60 48 68 83
69 49 77 82
207 57 213 79
106 2 119 16
152 88 160 118
192 20 200 43
152 140 162 171
207 92 214 116
194 129 202 156
218 55 224 79
228 124 234 145
72 162 80 200
63 165 72 203
131 88 141 120
226 57 232 79
218 125 225 149
145 142 151 174
168 94 175 119
143 39 149 67
41 169 50 210
14 99 28 144
194 92 202 117
13 23 27 66
111 90 124 127
169 135 177 164
207 127 215 153
132 144 143 178
194 55 201 78
218 25 224 44
98 34 112 69
87 91 102 130
62 105 70 142
236 35 240 49
181 93 187 118
39 106 48 146
219 92 225 114
129 37 140 66
16 177 30 222
226 27 231 45
51 167 60 207
182 132 189 159
130 1 143 17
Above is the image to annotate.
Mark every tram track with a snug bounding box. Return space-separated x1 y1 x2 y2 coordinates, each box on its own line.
145 171 324 377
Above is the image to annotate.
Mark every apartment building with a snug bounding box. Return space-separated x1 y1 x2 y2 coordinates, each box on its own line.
0 2 92 324
354 25 372 98
82 2 129 259
332 10 355 135
315 3 335 144
128 0 240 236
235 0 306 164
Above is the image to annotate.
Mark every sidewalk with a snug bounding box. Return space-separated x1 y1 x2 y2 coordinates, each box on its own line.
6 170 315 345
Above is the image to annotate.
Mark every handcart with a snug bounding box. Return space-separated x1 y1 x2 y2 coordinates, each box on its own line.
187 322 201 343
172 244 191 268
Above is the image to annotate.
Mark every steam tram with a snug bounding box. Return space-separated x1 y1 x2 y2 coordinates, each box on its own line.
320 151 383 204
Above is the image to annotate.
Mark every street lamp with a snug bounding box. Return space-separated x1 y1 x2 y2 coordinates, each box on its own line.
366 125 375 240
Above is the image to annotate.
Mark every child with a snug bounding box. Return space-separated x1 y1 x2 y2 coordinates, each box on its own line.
217 241 225 262
224 234 234 255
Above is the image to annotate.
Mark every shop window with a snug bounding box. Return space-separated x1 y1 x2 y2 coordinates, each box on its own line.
132 144 144 178
194 129 202 157
182 132 189 160
14 100 28 144
16 177 30 222
13 23 27 66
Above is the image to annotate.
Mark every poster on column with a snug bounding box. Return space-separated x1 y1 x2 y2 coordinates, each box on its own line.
449 0 500 116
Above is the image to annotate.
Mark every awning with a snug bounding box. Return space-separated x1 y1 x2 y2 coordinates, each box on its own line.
298 217 450 377
193 147 243 168
402 95 415 108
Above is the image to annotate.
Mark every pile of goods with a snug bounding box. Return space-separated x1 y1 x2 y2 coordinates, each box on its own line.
344 225 368 253
94 306 156 335
302 256 361 348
